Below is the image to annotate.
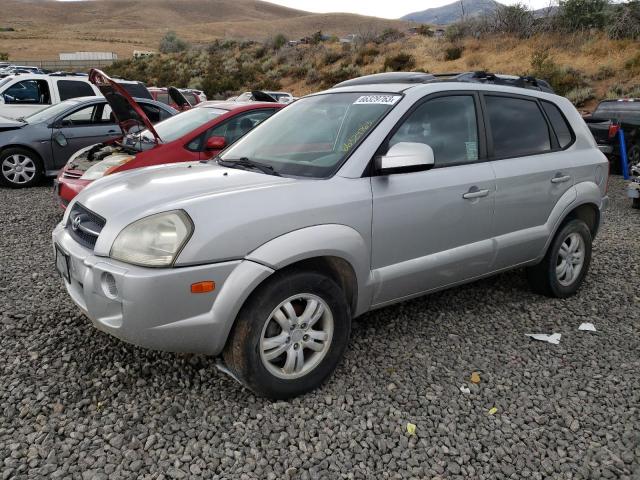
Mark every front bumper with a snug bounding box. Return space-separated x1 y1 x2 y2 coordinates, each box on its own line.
52 223 265 355
55 173 91 208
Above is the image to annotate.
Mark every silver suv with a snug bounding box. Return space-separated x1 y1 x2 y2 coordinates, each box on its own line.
53 74 608 398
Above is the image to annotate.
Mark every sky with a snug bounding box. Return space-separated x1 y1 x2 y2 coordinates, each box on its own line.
264 0 555 18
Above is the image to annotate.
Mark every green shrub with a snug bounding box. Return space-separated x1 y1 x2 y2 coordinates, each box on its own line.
593 64 615 80
355 47 380 66
0 52 8 61
444 45 464 61
377 28 405 44
272 33 288 50
605 83 625 99
556 0 608 31
565 86 594 106
529 51 587 95
159 31 189 54
320 65 360 88
624 52 640 74
323 51 344 65
383 53 416 71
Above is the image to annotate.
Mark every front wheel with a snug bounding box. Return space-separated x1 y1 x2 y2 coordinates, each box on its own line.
526 219 592 298
0 147 43 188
223 270 351 399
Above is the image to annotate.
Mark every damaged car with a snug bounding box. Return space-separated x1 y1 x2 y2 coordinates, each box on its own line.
0 95 176 188
56 70 284 207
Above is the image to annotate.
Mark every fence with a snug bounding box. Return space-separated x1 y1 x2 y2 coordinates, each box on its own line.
10 59 116 72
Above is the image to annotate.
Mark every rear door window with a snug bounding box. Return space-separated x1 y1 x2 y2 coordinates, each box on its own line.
57 80 95 101
206 109 276 146
541 100 573 148
485 95 551 158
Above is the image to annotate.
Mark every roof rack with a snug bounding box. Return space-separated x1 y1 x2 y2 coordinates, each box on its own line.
48 71 89 77
333 71 554 94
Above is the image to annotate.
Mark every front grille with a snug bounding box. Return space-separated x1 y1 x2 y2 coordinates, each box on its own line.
62 170 83 179
67 203 106 250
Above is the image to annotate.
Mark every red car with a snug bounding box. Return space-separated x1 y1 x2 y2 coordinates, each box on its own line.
148 86 207 111
56 69 283 207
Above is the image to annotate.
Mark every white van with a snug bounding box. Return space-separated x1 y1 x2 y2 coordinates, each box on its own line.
0 73 151 119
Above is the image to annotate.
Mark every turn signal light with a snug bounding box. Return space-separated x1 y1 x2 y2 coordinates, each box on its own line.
191 281 215 293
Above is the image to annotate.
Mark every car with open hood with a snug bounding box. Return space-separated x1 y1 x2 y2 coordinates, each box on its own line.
0 95 176 188
55 70 284 207
53 72 608 398
148 86 206 111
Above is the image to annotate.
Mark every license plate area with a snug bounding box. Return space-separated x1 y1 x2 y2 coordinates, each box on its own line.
55 244 70 283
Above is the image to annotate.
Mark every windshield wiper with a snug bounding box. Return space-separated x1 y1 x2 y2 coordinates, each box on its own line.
217 157 281 176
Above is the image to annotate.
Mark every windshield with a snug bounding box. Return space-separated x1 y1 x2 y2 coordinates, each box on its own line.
220 92 401 177
140 106 226 142
23 99 81 123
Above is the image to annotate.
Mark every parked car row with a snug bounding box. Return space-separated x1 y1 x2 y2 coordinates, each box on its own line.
51 70 608 399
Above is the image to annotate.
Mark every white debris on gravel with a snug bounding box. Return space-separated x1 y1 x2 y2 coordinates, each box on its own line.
578 322 597 331
1 176 638 479
525 333 562 344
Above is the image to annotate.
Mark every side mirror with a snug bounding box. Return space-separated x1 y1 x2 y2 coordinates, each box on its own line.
205 136 226 150
376 142 434 174
53 131 68 147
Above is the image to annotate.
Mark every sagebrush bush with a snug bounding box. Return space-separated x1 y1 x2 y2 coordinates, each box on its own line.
383 53 416 71
159 31 189 54
529 51 587 95
624 52 640 74
565 86 595 106
444 45 464 61
320 65 360 88
323 51 344 65
354 46 380 66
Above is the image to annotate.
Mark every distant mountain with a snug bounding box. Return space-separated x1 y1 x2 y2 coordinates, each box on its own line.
402 0 501 25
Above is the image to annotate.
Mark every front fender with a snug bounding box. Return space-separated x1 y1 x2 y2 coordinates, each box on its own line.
245 224 372 315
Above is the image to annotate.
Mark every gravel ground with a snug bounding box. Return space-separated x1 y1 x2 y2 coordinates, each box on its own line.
1 177 638 480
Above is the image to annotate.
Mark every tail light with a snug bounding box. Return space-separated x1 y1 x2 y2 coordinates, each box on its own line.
608 123 619 139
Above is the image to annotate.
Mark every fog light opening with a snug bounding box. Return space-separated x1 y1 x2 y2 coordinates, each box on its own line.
101 272 118 299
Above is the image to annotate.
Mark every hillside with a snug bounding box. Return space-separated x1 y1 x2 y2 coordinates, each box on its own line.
105 31 640 112
0 0 408 60
402 0 500 25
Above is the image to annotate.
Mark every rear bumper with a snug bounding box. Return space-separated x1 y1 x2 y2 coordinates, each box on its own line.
52 223 272 355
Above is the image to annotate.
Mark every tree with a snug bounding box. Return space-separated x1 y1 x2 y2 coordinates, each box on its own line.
159 31 189 54
557 0 609 30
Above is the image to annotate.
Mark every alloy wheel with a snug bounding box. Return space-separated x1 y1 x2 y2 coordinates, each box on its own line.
556 232 585 286
259 293 334 380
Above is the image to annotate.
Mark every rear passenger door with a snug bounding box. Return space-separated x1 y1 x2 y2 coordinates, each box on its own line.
370 93 496 305
483 94 576 270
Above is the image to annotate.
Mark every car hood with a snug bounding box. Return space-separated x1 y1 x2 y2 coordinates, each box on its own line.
0 115 24 130
68 161 372 265
168 86 192 109
89 68 161 142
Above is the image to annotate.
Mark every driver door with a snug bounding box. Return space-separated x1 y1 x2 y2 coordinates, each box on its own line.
370 93 496 305
50 103 119 167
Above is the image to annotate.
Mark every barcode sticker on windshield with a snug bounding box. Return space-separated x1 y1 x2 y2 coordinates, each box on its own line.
354 95 401 105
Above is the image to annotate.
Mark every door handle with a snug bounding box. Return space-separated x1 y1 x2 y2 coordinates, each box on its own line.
551 175 571 184
462 188 490 199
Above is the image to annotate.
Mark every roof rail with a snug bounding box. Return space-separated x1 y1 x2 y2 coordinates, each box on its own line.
332 71 555 94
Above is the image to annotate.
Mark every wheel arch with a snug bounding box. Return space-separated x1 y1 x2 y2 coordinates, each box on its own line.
0 144 46 171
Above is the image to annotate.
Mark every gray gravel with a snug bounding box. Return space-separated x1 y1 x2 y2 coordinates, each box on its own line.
1 177 639 480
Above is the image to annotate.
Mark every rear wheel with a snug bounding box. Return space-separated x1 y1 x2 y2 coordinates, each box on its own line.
223 270 351 399
527 219 592 298
0 147 43 188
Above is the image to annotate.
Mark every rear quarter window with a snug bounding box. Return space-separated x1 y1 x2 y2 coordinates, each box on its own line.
57 80 95 101
485 95 551 158
541 100 573 148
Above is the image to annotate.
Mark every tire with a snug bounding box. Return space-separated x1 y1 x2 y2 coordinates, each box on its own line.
632 198 640 210
223 270 351 399
526 219 592 298
0 147 43 188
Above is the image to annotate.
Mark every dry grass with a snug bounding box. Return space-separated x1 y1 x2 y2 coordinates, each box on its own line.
1 0 408 60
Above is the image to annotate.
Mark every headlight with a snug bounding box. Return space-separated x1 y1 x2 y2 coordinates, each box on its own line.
110 210 194 267
80 154 134 180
